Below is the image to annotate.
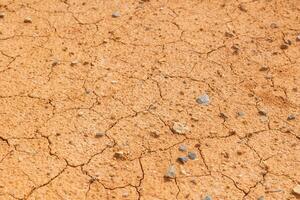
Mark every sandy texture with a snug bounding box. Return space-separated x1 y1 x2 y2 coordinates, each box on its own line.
0 0 300 199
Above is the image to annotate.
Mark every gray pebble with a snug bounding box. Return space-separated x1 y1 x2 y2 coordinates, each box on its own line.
177 156 188 164
0 12 5 19
204 195 212 200
196 94 210 105
165 165 176 179
112 11 120 18
257 196 264 200
287 114 295 121
188 152 197 160
179 144 187 152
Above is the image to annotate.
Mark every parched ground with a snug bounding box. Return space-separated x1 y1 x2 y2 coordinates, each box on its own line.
0 0 299 199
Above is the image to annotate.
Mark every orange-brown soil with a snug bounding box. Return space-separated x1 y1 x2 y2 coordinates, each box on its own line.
0 0 299 199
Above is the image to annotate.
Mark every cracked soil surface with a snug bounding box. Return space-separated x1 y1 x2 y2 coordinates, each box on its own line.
0 0 300 199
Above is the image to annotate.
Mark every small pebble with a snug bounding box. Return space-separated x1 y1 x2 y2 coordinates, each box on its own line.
259 66 269 71
237 111 245 117
203 195 212 200
122 192 129 197
70 60 79 66
292 184 300 195
51 59 59 67
196 94 210 105
0 12 5 19
258 109 267 116
187 152 197 160
179 144 187 152
287 114 295 121
238 4 247 12
172 122 189 135
257 196 265 200
270 23 278 29
111 80 118 84
296 34 300 42
165 165 176 179
95 132 105 138
112 11 120 18
24 17 32 23
177 156 188 164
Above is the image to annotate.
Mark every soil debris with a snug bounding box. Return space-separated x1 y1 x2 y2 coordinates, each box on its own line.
0 12 5 19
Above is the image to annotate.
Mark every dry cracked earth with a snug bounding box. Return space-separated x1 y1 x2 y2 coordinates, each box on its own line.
0 0 300 200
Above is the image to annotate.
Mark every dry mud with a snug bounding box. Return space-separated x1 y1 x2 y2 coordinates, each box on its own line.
0 0 300 199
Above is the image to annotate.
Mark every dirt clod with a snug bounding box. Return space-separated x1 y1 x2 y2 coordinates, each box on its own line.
0 12 5 18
